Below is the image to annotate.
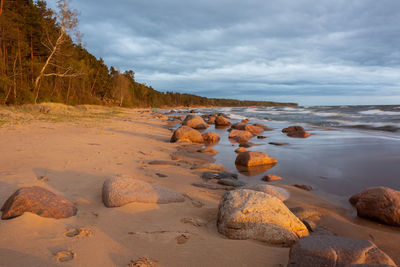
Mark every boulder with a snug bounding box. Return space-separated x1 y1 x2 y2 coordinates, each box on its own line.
202 132 220 145
217 189 309 245
231 123 263 135
170 126 203 143
235 151 277 167
181 115 208 129
253 123 273 131
244 184 290 201
232 136 250 143
288 235 397 267
1 186 77 219
207 116 216 124
235 147 248 153
102 178 184 207
282 125 310 138
262 174 282 182
349 187 400 227
228 129 253 139
215 115 232 126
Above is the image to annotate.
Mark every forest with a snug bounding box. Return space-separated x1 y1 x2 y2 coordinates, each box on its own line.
0 0 297 108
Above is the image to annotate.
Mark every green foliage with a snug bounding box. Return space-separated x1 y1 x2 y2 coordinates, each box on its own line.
0 1 297 108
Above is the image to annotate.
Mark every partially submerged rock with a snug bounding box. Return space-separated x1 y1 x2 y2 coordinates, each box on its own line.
182 115 208 129
235 147 248 153
191 163 226 172
269 142 289 146
235 151 277 167
202 172 238 180
262 174 282 182
215 115 232 126
1 186 77 220
294 184 313 191
228 129 253 140
102 178 184 207
217 189 309 245
288 235 397 267
170 126 203 143
349 186 400 227
202 132 220 145
197 147 218 155
282 125 310 138
244 184 290 201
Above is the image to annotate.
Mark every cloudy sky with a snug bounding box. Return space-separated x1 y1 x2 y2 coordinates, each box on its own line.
47 0 400 105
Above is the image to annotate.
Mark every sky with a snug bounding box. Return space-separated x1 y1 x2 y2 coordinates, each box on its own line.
46 0 400 106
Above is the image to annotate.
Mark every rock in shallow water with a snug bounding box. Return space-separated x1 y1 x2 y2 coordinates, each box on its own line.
288 235 397 267
350 186 400 227
235 151 277 167
1 186 77 220
181 115 208 129
217 189 308 246
102 178 184 207
170 126 203 143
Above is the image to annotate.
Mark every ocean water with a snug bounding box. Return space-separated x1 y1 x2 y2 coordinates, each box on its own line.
165 105 400 207
199 105 400 133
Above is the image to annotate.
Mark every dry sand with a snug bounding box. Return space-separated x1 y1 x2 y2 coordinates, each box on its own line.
0 104 398 267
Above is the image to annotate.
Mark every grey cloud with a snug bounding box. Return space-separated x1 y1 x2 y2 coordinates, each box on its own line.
46 0 400 105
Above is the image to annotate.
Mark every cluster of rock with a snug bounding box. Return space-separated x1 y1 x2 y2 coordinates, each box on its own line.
282 125 310 138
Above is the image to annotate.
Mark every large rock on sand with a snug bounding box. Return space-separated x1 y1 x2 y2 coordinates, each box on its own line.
170 126 203 143
243 184 290 201
288 235 397 267
235 151 277 167
102 178 184 207
1 186 77 219
202 132 220 145
215 115 231 126
349 186 400 226
217 189 308 245
182 115 208 129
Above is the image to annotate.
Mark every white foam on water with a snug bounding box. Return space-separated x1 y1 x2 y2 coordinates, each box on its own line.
359 109 400 116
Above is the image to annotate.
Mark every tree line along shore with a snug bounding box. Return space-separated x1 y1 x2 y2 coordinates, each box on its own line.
0 0 296 108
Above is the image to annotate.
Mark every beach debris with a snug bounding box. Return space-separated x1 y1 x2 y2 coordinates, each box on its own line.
215 115 232 126
293 184 313 191
197 147 218 155
148 160 179 166
37 175 48 182
217 189 309 246
129 257 160 267
55 251 76 262
257 135 267 139
235 151 277 167
192 182 232 190
235 147 248 153
155 173 168 178
65 228 92 238
181 217 207 227
170 126 204 143
1 186 77 220
243 184 290 201
349 186 400 227
102 178 184 207
282 125 310 138
191 163 226 172
288 235 396 267
229 129 253 140
202 131 220 145
218 179 246 187
202 172 238 180
269 142 289 146
181 115 208 129
262 174 282 182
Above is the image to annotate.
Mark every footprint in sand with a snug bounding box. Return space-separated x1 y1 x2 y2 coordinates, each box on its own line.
176 233 191 244
55 251 75 262
65 228 92 238
180 217 206 227
129 256 160 267
183 194 205 208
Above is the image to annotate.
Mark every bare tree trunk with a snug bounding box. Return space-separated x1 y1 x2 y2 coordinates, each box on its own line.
33 29 64 104
66 77 71 104
89 69 99 96
13 52 17 101
0 0 4 17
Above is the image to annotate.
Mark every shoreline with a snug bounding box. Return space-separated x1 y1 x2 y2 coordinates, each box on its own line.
0 104 399 266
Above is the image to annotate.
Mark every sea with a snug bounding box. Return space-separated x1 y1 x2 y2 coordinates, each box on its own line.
165 105 400 207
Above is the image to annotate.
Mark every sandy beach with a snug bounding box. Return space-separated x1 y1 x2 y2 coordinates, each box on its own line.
0 104 399 267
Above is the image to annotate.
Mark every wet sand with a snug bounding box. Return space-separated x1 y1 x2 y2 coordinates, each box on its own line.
0 105 399 266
